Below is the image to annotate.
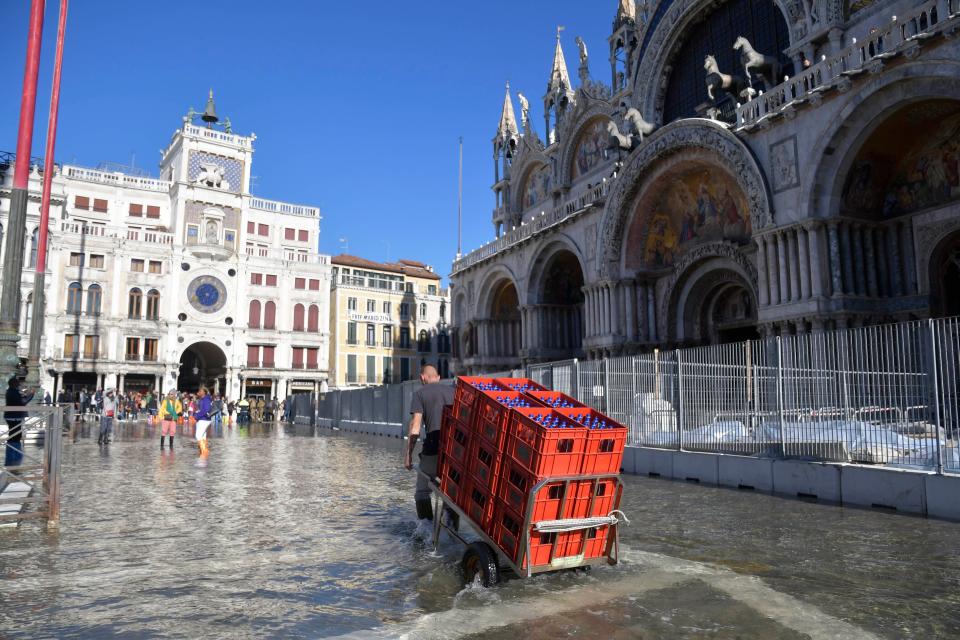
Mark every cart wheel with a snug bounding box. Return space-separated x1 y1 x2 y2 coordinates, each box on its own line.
461 542 499 587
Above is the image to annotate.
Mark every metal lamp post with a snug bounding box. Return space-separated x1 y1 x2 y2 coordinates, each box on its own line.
0 0 46 386
26 0 69 396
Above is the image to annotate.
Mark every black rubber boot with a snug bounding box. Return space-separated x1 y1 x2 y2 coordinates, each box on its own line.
168 436 174 448
415 499 433 521
160 437 165 449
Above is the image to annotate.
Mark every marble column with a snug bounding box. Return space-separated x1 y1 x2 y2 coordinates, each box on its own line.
852 224 866 296
840 223 855 295
756 237 769 306
636 282 648 343
766 236 781 305
828 222 843 296
788 229 801 302
886 226 903 297
806 223 825 298
864 224 879 297
624 279 637 342
777 233 790 304
798 227 811 300
901 222 918 294
874 226 889 297
647 286 658 343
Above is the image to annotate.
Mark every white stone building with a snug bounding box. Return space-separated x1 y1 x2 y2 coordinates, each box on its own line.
451 0 960 373
0 96 331 400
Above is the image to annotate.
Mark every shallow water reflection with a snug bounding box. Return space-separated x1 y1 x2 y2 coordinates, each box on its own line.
1 423 958 639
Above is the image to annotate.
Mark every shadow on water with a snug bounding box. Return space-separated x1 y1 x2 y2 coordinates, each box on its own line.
1 421 959 639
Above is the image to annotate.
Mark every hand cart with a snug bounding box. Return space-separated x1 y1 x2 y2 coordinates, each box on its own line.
416 466 628 587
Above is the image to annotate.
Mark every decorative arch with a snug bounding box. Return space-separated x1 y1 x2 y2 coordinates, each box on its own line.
66 282 83 315
557 102 618 188
474 265 523 319
248 300 261 329
599 119 772 279
928 228 960 317
525 234 587 304
631 0 799 125
86 283 102 316
307 304 320 332
514 161 553 216
264 301 277 330
293 303 305 332
804 64 960 222
661 241 759 343
128 287 143 319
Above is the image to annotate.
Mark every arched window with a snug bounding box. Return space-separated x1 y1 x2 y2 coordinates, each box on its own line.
418 329 430 353
86 284 102 316
663 0 791 122
28 226 39 268
293 303 305 331
264 301 276 330
248 300 261 329
308 304 319 332
419 303 427 320
146 289 160 321
66 282 83 315
128 288 142 319
21 293 33 334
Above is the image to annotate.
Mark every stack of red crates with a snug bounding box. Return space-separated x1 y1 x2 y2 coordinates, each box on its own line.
436 377 627 572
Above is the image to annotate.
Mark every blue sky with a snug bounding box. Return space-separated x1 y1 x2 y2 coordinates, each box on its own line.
1 1 618 280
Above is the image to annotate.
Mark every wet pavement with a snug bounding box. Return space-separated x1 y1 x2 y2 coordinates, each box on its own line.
1 420 958 639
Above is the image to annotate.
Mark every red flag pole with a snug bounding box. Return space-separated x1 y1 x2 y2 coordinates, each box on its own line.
36 0 68 275
0 0 45 384
28 0 68 393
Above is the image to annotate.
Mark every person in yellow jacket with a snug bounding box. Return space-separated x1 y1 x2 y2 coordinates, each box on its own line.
159 390 182 449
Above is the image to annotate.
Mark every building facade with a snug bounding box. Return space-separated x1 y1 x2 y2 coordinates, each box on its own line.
0 95 331 400
451 0 960 373
329 255 451 388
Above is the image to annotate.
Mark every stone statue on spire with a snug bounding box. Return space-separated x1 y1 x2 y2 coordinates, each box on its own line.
618 0 637 22
517 92 530 130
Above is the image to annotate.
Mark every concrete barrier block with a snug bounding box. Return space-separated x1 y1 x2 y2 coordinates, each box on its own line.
841 466 927 514
925 474 960 521
718 456 773 492
634 447 674 478
674 452 719 485
621 446 637 474
772 460 842 502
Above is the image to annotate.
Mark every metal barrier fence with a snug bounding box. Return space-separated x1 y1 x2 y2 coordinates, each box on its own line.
529 318 960 474
1 406 63 527
316 317 960 475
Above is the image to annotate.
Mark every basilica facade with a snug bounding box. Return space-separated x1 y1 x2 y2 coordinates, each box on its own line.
450 0 960 372
0 95 331 400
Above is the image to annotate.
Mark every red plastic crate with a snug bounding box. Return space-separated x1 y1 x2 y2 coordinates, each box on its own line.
465 484 496 533
467 438 501 493
495 459 609 521
494 377 549 394
566 478 619 519
582 525 612 559
490 501 584 569
439 458 471 510
525 390 586 409
453 376 503 423
504 408 587 477
473 390 544 450
442 414 472 466
556 407 628 475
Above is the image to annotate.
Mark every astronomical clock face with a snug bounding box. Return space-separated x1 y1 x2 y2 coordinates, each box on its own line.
187 275 227 314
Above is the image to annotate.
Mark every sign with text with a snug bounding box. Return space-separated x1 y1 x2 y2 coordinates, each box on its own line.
347 311 393 324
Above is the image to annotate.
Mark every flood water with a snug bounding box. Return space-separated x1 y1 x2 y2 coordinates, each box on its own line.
1 421 959 639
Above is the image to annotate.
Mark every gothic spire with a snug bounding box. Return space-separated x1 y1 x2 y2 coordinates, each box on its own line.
547 27 572 96
496 82 519 139
616 0 637 24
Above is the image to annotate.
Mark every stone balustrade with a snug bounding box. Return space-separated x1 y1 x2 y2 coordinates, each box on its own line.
736 0 958 130
60 221 175 245
181 124 254 150
62 165 172 192
452 180 611 274
248 196 320 219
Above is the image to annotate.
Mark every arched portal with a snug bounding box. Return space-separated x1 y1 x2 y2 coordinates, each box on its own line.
670 261 759 345
531 249 585 357
486 279 521 360
930 231 960 318
178 342 227 393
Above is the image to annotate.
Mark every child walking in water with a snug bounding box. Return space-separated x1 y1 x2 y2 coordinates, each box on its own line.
194 387 212 458
159 390 181 449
